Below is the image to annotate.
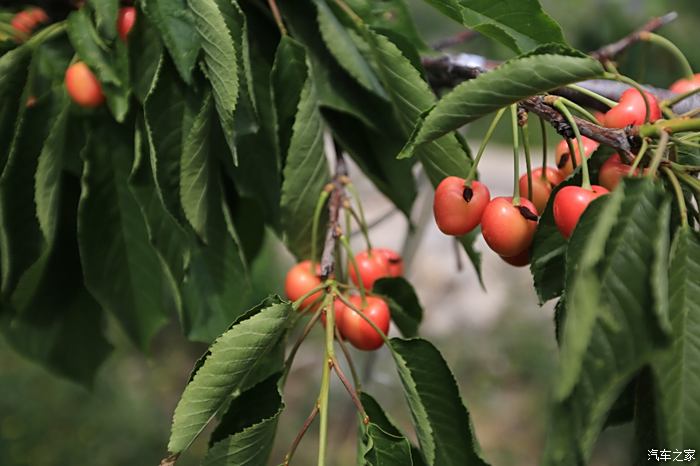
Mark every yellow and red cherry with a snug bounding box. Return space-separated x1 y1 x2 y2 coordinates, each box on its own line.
433 177 490 236
553 185 609 238
285 260 323 311
117 7 137 41
669 73 700 94
374 248 403 277
339 295 390 351
480 197 538 258
598 154 638 191
604 88 661 128
65 62 105 108
349 249 392 290
518 167 565 214
555 136 600 178
500 248 530 267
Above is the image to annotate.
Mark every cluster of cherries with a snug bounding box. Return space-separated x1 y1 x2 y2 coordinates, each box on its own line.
61 6 136 108
434 87 664 265
285 248 403 351
10 7 48 41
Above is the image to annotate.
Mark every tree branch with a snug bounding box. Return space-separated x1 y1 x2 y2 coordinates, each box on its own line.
319 141 348 280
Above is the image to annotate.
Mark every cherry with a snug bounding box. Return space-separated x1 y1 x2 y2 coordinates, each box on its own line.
117 7 137 42
553 185 609 238
518 167 564 214
480 197 538 257
65 62 105 108
669 73 700 94
27 8 48 25
349 249 391 290
604 88 661 128
285 260 323 311
554 136 600 177
500 248 530 267
598 154 638 191
11 11 34 35
433 177 490 236
592 111 606 126
339 295 390 351
374 248 403 277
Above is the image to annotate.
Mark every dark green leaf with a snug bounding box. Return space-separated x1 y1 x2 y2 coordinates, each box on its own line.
346 0 427 51
167 299 291 454
361 392 421 466
0 46 31 169
373 277 422 337
399 54 603 158
390 338 487 466
87 0 119 40
129 6 164 103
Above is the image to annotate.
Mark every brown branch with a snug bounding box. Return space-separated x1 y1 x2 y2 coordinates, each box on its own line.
319 141 348 280
283 404 320 465
589 11 678 63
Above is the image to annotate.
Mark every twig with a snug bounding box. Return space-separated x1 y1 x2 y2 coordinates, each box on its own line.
331 357 369 424
319 142 348 280
283 405 320 466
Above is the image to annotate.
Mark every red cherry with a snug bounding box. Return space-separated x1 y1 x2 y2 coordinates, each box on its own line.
604 88 661 128
349 249 390 290
592 111 606 126
554 137 600 177
480 197 538 257
598 154 638 191
285 260 323 311
11 11 34 34
669 74 700 94
500 248 530 267
553 185 609 238
117 7 137 42
433 177 490 236
340 295 390 351
374 248 403 277
27 8 48 25
65 62 105 108
518 167 564 214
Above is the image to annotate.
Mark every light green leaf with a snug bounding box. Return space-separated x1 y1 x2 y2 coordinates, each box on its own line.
167 299 291 454
390 338 487 466
399 54 603 158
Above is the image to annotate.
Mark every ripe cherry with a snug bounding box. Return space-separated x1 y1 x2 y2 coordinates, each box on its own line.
11 11 34 35
374 248 403 277
117 7 137 42
518 167 564 214
339 295 390 351
285 260 323 311
65 62 105 108
433 177 490 236
500 248 530 267
554 137 600 177
27 7 48 25
480 197 538 257
553 185 609 238
349 249 394 290
604 88 661 128
598 154 637 191
669 73 700 94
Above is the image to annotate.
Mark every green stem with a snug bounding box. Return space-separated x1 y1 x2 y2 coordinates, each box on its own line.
566 84 617 108
647 131 670 177
629 138 649 173
291 282 328 311
557 97 602 123
317 295 336 466
311 190 331 269
339 235 366 305
520 123 533 202
565 138 578 171
639 118 700 137
345 183 372 250
334 326 360 389
267 0 288 36
26 21 66 48
510 105 521 205
661 167 689 227
282 304 324 386
664 86 700 107
539 117 548 179
640 32 694 80
465 107 507 183
602 72 653 123
554 99 592 189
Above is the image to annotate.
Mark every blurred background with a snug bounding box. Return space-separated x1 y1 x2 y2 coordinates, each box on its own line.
2 1 699 465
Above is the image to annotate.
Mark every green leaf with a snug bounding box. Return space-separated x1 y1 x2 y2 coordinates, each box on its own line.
280 78 330 260
651 226 700 452
141 0 201 84
543 179 672 465
0 46 31 169
202 374 283 466
399 54 603 158
373 277 422 338
87 0 119 40
167 298 291 454
361 392 420 466
129 6 164 103
78 119 171 350
315 0 387 98
189 0 239 160
390 338 487 466
422 0 565 53
345 0 427 51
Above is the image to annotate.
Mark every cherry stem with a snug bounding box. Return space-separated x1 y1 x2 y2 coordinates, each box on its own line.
639 32 694 80
291 282 328 312
538 116 548 180
647 130 670 177
565 138 578 171
283 404 319 466
661 167 689 228
331 356 369 424
344 202 372 252
555 97 600 124
671 136 700 149
663 86 700 107
335 325 360 389
510 105 521 205
566 84 617 108
311 189 331 270
465 107 506 184
345 182 372 251
335 294 392 348
629 138 650 173
639 118 700 138
267 0 288 36
554 99 592 189
520 123 533 203
283 298 325 386
602 72 652 124
317 295 337 466
339 235 367 306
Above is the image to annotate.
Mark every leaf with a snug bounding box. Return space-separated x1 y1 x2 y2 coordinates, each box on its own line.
202 374 283 466
189 0 239 160
361 392 420 466
87 0 119 40
422 0 565 53
78 119 171 349
347 0 427 51
315 0 387 98
373 277 423 338
0 46 31 169
129 6 164 103
399 54 603 158
651 226 700 452
167 298 291 454
141 0 201 83
390 338 487 466
279 78 330 260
